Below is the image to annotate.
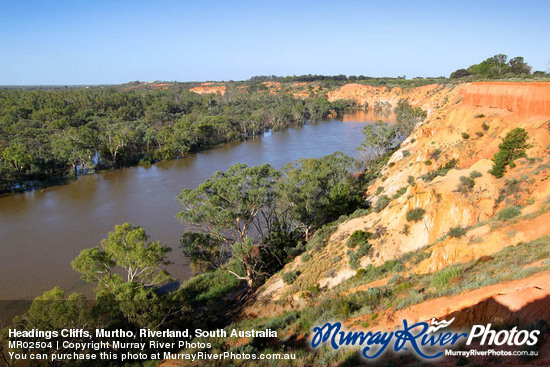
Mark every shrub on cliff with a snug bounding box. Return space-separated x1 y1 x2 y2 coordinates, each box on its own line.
448 226 467 238
347 230 372 248
497 206 522 220
347 250 360 269
469 170 482 179
431 266 462 289
406 207 426 222
282 270 300 285
489 128 531 178
450 68 472 79
497 178 524 205
374 195 390 212
456 176 475 194
420 158 459 182
356 242 372 258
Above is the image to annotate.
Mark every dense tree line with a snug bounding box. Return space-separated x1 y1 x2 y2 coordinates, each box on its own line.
0 86 353 193
450 54 547 79
249 74 439 83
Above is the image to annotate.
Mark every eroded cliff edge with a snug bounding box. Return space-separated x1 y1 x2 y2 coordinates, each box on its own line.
242 82 550 321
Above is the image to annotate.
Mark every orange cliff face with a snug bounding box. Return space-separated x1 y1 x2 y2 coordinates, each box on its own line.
460 82 550 118
189 83 226 95
328 81 550 118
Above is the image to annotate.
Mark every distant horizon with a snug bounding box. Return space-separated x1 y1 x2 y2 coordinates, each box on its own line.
4 73 550 88
0 74 451 87
1 0 549 85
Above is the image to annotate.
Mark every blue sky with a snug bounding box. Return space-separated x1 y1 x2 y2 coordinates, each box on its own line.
0 0 548 85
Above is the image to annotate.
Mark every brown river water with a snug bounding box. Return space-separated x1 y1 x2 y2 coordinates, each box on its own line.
0 110 394 300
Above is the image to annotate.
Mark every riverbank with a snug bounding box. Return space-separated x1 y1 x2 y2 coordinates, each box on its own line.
0 111 389 300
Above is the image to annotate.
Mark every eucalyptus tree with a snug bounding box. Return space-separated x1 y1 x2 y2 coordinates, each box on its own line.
72 223 172 292
71 223 174 328
277 152 362 239
51 126 95 176
177 163 282 287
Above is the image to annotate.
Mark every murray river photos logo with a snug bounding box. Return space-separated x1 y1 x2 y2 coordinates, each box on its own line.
311 318 540 360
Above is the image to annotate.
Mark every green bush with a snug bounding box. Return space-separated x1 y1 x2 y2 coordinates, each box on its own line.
442 158 459 170
474 114 485 118
347 250 360 269
430 149 441 160
181 270 244 321
448 226 467 238
402 150 410 157
476 131 484 138
469 170 482 179
374 195 390 212
406 207 426 222
392 186 408 200
306 284 321 295
462 132 470 139
349 258 360 270
139 155 153 166
490 128 531 178
301 253 312 262
346 230 372 248
431 266 462 289
457 176 475 194
394 281 413 293
424 160 432 165
407 175 415 185
497 206 522 220
420 158 459 182
356 242 372 258
282 270 300 285
482 122 490 131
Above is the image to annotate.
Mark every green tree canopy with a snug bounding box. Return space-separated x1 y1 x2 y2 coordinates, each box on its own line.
177 163 282 286
70 223 176 330
277 152 362 237
358 121 399 161
51 126 95 176
451 54 533 78
177 163 281 245
4 287 94 365
72 223 172 292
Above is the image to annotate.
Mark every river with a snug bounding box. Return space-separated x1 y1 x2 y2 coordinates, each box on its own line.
0 110 394 300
